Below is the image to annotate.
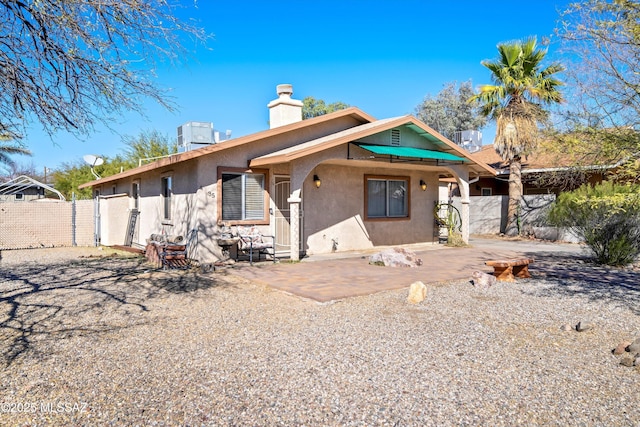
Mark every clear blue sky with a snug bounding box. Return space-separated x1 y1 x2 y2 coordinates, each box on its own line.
21 0 571 173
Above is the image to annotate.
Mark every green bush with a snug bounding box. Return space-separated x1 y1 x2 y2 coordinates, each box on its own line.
549 181 640 266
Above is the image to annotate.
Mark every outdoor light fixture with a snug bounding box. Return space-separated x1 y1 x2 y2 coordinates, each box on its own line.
313 174 322 188
420 180 427 191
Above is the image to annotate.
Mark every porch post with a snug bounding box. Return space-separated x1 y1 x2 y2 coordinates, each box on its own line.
459 186 470 244
446 165 470 244
288 189 301 261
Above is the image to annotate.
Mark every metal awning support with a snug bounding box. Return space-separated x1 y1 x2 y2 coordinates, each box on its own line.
0 175 66 201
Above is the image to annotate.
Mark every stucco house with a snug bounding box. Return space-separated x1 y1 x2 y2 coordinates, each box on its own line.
79 84 495 263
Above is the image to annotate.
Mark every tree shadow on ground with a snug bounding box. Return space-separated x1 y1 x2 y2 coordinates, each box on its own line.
0 255 238 367
522 250 640 315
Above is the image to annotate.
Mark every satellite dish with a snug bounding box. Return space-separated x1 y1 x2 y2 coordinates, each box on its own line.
83 154 104 166
83 154 104 179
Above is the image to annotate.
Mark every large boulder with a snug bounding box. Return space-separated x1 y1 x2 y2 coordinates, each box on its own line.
369 247 423 268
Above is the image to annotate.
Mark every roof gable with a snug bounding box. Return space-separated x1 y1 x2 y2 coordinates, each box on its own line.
250 115 496 175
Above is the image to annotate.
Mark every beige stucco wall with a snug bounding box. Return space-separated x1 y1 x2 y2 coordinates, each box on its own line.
99 194 130 246
303 163 439 254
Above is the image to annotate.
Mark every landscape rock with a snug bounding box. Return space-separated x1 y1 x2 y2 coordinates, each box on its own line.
369 247 423 268
471 270 496 290
407 281 427 304
626 338 640 353
560 324 574 332
575 321 594 332
613 341 632 355
620 355 635 367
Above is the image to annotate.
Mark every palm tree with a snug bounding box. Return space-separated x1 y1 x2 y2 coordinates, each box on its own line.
470 37 564 235
0 135 32 171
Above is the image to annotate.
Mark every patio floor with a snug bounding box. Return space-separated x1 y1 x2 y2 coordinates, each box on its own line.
230 237 584 302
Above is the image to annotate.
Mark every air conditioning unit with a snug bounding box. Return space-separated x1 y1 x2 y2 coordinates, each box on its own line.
177 122 214 147
459 130 482 146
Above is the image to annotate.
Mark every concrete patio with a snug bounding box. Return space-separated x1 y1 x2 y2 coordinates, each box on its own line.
231 237 586 302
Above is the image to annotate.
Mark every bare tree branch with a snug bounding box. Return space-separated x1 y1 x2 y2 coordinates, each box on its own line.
0 0 209 141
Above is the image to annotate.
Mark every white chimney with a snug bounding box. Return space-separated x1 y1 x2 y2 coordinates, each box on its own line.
267 84 303 129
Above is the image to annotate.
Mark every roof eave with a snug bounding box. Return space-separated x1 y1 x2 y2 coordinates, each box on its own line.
78 107 376 189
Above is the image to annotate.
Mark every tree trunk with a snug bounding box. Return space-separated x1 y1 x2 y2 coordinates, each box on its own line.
505 157 523 236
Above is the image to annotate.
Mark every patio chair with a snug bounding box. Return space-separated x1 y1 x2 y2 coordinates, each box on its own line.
235 226 276 265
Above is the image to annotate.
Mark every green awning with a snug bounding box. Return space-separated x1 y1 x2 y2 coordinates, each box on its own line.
357 144 466 162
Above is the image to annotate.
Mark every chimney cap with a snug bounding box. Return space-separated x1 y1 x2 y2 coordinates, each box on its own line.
276 84 294 97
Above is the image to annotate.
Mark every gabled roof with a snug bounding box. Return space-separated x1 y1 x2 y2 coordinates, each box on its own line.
80 108 495 188
250 115 496 175
79 107 375 189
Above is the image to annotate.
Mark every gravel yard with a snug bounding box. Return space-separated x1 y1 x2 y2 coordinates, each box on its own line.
0 247 639 426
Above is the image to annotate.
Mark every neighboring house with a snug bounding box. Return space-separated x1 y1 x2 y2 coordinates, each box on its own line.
79 84 495 263
0 175 65 202
464 144 614 197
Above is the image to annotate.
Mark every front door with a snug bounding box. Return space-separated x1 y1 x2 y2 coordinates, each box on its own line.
274 177 290 254
274 177 303 254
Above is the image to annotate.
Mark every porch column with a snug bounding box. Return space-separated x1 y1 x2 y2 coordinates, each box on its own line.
288 189 301 261
459 185 470 244
446 165 470 244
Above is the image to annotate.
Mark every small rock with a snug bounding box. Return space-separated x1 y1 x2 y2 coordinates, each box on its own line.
407 281 427 304
620 355 635 367
560 324 573 332
627 338 640 353
634 354 640 367
471 270 496 290
613 341 632 355
575 321 594 332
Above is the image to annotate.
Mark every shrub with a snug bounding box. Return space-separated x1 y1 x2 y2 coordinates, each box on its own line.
549 181 640 265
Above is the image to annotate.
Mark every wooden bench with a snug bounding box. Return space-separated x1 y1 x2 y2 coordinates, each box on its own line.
485 258 534 282
160 244 189 270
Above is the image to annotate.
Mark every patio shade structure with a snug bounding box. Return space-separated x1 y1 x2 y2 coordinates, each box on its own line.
356 144 467 163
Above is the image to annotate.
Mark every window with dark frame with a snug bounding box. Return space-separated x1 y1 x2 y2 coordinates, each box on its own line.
366 176 409 219
221 172 265 221
161 176 172 220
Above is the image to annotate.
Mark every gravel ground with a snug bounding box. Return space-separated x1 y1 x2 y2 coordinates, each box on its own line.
0 247 639 426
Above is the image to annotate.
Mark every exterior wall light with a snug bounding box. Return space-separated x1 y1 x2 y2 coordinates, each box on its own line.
313 174 321 188
420 179 427 191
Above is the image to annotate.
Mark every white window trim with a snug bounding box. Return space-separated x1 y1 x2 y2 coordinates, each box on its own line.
161 173 173 223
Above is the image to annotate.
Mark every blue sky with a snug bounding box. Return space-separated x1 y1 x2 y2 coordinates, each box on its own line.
20 0 571 172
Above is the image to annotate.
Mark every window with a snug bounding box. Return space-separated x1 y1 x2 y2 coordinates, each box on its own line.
131 181 140 210
15 193 24 201
161 176 172 220
481 188 492 196
220 170 267 222
365 175 409 219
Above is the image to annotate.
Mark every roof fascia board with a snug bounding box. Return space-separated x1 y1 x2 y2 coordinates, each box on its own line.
79 107 376 189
